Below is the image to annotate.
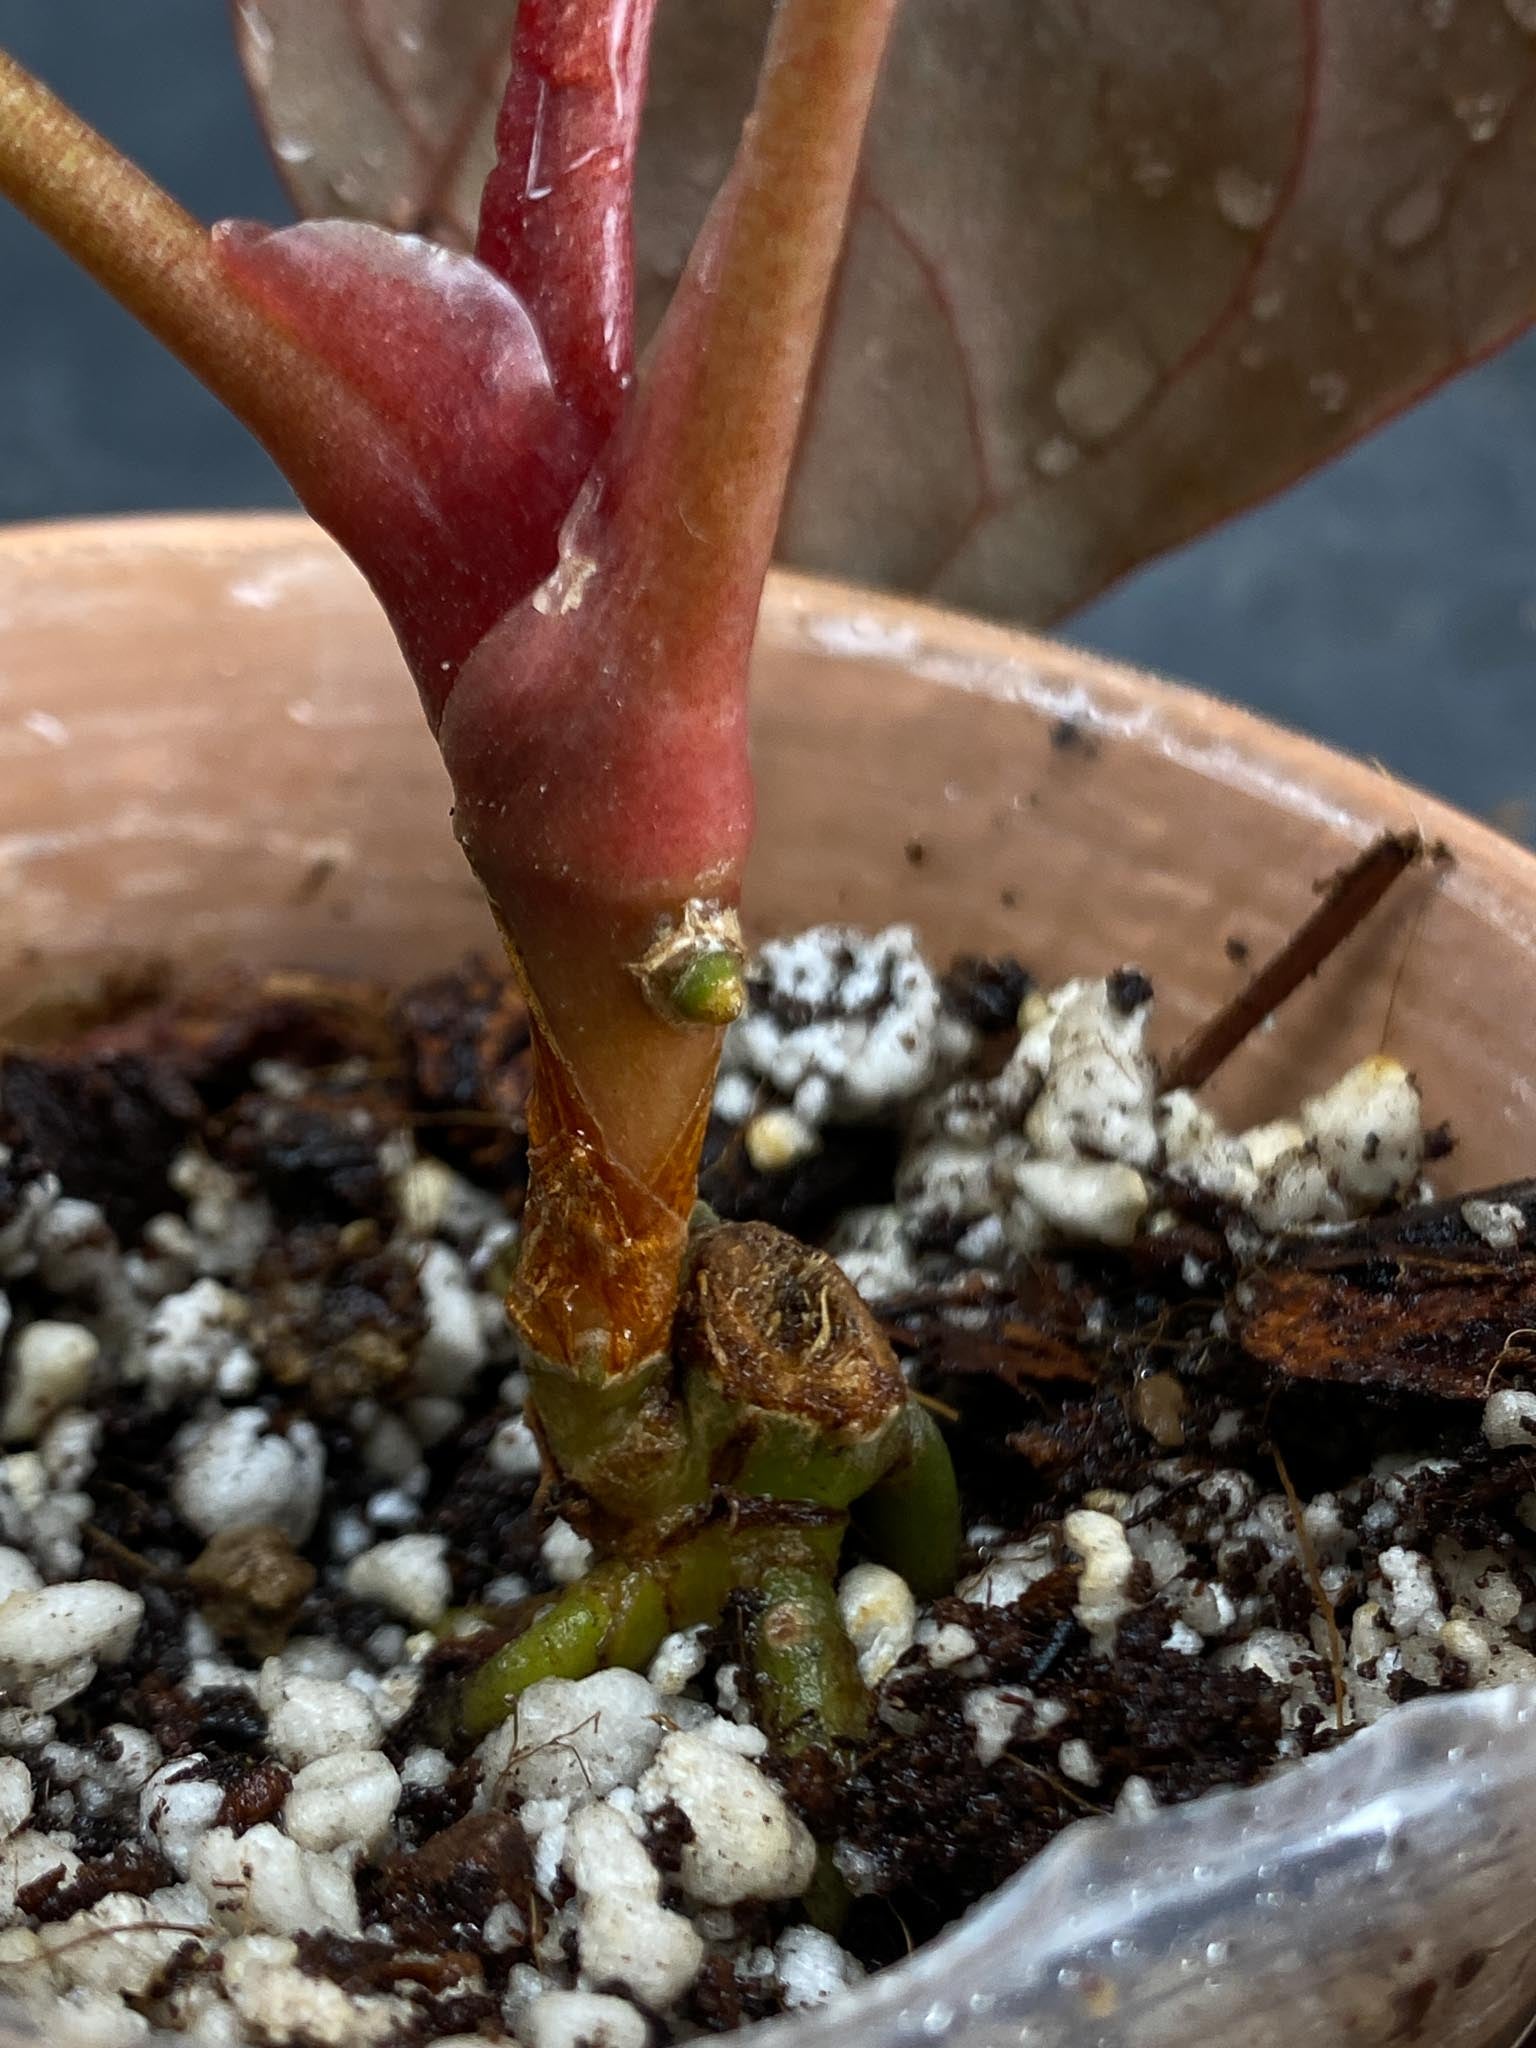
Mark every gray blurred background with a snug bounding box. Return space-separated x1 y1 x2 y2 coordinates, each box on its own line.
1 1 1533 841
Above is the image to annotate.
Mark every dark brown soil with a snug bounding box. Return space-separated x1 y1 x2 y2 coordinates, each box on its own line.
4 954 1532 2033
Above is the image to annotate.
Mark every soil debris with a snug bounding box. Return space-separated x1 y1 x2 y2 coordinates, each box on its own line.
0 929 1529 2047
1163 830 1429 1093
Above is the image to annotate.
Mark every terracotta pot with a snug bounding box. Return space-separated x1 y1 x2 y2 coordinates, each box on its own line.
3 513 1533 1187
3 513 1536 2048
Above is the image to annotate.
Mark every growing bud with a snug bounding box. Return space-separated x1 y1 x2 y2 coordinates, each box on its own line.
633 901 748 1028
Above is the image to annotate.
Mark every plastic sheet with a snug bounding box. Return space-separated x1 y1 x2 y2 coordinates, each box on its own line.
5 1687 1536 2046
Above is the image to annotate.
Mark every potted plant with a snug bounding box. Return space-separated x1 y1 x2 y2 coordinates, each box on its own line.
2 6 1536 2046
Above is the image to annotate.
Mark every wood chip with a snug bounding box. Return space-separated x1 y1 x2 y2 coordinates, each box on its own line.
1236 1182 1536 1399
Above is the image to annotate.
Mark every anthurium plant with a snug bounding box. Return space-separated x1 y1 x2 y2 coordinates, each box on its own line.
6 0 1536 1752
0 0 957 1751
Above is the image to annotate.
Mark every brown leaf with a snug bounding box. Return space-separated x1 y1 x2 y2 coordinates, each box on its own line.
236 0 1536 623
231 0 511 242
1237 1183 1536 1400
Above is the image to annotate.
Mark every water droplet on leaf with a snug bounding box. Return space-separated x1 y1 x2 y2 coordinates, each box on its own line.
1214 166 1278 232
274 137 316 167
1251 286 1286 323
1453 90 1508 143
1130 155 1176 199
1505 0 1536 29
1308 370 1350 414
1052 332 1157 442
1033 434 1082 478
1379 179 1445 252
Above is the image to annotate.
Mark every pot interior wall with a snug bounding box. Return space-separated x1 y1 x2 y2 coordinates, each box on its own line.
0 515 1532 1186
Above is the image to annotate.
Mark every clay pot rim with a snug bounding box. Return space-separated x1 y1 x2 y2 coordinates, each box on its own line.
1 505 1529 916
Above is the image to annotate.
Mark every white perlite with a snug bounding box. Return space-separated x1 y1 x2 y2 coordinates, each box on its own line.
220 1935 400 2046
1022 978 1158 1169
540 1517 595 1586
260 1672 383 1770
413 1242 487 1395
1246 1058 1424 1232
648 1627 710 1696
775 1925 864 2009
525 1991 651 2048
1058 1738 1102 1788
962 1688 1021 1768
1008 1158 1149 1249
1485 1389 1536 1449
1301 1058 1424 1208
0 1320 97 1444
0 1549 40 1602
0 1582 142 1707
189 1824 360 1938
1374 1546 1445 1639
141 1761 226 1879
563 1799 703 2007
344 1534 452 1627
837 1564 918 1685
745 943 1435 1307
719 925 971 1125
744 1108 820 1174
171 1408 324 1545
140 1280 253 1406
283 1749 401 1855
638 1731 816 1907
918 1619 978 1668
481 1669 664 1805
956 1532 1056 1610
0 1759 31 1840
1063 1509 1136 1646
41 1890 208 2001
1463 1197 1527 1251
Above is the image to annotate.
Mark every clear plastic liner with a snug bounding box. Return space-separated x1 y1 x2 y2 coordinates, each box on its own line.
5 1687 1536 2047
769 1686 1536 2048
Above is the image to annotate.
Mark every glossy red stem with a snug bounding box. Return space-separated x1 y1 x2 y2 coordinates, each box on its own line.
476 0 657 440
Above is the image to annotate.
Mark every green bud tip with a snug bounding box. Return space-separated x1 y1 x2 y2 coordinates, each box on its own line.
631 901 747 1027
668 948 747 1027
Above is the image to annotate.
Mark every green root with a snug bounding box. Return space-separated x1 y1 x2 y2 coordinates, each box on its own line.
459 1561 671 1738
748 1558 868 1751
460 1517 861 1744
854 1401 963 1603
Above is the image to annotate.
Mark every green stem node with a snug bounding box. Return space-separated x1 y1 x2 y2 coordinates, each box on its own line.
473 1223 963 1752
